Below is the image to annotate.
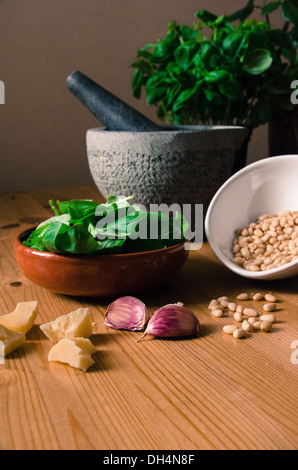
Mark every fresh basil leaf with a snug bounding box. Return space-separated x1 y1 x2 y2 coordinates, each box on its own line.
37 213 71 229
242 49 273 75
146 86 168 105
130 59 153 75
95 237 126 254
227 4 254 22
282 0 298 24
56 199 98 220
204 89 223 105
204 70 233 83
172 85 199 111
194 10 217 23
145 74 168 104
174 42 199 70
165 83 182 107
198 42 222 70
265 75 292 94
218 79 243 100
22 224 51 251
152 39 176 62
178 25 200 41
267 29 293 48
222 32 247 56
41 221 70 253
131 69 143 99
262 1 282 17
54 224 100 254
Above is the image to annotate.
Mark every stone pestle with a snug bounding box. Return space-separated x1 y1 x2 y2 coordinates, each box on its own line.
65 71 160 132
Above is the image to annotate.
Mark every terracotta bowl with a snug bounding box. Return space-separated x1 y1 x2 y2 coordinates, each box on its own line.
13 228 189 297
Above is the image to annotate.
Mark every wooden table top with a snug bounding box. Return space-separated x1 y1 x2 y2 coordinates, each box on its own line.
0 185 297 451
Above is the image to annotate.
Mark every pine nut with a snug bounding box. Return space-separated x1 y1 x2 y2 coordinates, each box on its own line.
233 328 246 339
210 304 224 311
223 325 238 335
254 228 263 237
263 302 276 312
248 317 258 325
233 211 298 271
260 313 276 323
249 264 261 272
212 309 224 317
228 302 237 312
236 304 243 313
234 256 245 265
289 240 296 251
255 248 265 256
217 296 229 302
243 307 258 317
253 292 263 301
241 247 250 260
260 320 272 332
208 299 219 309
265 293 276 302
242 319 252 332
234 312 243 322
236 293 249 300
252 320 262 330
233 244 240 253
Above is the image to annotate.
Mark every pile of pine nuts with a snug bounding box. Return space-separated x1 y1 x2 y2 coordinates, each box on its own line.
208 292 278 339
232 210 298 271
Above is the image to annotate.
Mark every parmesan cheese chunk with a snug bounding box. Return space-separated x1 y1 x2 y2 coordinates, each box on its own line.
40 308 93 343
0 324 25 356
48 337 97 371
0 301 38 334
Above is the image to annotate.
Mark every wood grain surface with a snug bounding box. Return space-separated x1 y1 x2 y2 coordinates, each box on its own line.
0 186 297 450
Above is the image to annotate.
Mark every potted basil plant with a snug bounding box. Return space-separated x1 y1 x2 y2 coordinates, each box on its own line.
131 0 298 167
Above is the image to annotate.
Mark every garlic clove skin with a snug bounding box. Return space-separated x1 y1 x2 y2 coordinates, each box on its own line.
138 303 199 341
105 296 148 331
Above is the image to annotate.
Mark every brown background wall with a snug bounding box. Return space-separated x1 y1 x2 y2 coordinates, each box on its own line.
0 0 269 192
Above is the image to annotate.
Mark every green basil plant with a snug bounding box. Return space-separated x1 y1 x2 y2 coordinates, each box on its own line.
131 0 298 129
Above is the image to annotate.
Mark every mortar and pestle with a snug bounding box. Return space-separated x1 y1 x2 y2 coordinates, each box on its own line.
66 71 248 224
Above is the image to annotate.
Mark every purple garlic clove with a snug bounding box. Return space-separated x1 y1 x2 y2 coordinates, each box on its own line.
137 302 199 341
105 296 148 331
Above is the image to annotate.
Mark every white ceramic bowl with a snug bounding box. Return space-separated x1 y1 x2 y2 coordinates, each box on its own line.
205 154 298 280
